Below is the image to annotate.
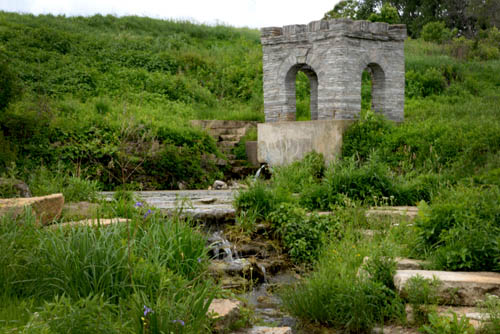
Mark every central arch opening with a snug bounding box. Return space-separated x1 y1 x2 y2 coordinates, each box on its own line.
285 64 318 121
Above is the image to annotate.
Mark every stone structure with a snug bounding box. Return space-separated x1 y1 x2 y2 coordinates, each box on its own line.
261 19 406 122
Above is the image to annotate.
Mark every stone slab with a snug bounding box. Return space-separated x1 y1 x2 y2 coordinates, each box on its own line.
246 327 292 334
394 270 500 306
0 193 64 225
100 190 236 223
257 120 352 166
365 206 418 222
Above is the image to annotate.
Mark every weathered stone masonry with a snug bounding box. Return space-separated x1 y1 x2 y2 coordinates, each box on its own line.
261 19 407 122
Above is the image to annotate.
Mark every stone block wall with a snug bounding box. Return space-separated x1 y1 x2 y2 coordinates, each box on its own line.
261 19 406 122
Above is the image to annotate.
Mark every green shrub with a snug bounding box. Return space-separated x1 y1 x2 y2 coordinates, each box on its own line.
269 203 341 263
272 151 325 193
0 51 21 112
421 22 452 44
234 181 292 220
342 110 393 161
414 185 500 271
325 156 397 205
368 4 400 24
29 167 101 202
420 311 474 334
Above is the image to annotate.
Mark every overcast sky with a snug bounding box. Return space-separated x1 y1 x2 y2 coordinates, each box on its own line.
0 0 340 28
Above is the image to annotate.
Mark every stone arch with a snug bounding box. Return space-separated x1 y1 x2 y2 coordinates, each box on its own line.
261 19 406 122
283 63 319 121
361 62 386 113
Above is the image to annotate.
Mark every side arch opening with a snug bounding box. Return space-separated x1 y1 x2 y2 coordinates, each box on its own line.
285 64 318 121
361 63 386 114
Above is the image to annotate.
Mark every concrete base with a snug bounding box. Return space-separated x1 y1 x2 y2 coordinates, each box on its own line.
257 120 352 166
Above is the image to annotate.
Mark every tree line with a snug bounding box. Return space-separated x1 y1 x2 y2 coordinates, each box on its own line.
324 0 500 38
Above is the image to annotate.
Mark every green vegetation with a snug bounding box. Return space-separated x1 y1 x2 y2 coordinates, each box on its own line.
0 12 263 190
0 206 215 333
1 9 500 334
235 35 500 332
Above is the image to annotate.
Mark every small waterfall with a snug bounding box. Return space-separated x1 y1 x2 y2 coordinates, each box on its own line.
254 164 268 180
208 231 238 262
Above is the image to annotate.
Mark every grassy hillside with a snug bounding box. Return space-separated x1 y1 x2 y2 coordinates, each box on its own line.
0 12 264 190
0 12 499 194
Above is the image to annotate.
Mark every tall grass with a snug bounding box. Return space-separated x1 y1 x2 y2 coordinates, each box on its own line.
0 207 216 333
281 224 405 332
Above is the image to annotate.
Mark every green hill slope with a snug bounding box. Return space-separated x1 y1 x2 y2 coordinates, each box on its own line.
0 12 499 193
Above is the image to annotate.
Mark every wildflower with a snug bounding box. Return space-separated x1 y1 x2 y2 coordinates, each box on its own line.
143 209 152 219
134 201 143 208
172 319 185 326
143 305 153 316
197 257 202 263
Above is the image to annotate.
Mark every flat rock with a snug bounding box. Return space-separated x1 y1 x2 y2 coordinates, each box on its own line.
244 327 292 334
0 193 64 225
100 190 236 224
208 299 241 332
52 217 129 229
394 270 500 306
366 206 418 222
372 326 419 334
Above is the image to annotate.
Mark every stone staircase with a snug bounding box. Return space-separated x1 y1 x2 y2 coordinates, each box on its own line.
191 120 259 178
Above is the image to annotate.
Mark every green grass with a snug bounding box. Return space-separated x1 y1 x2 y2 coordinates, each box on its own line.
0 206 216 333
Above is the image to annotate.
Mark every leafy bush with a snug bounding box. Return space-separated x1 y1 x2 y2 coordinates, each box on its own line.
0 51 21 112
28 167 101 202
421 22 453 44
406 68 447 98
342 110 393 161
272 151 325 193
368 4 400 24
420 311 474 334
414 185 500 271
269 203 341 263
234 181 292 220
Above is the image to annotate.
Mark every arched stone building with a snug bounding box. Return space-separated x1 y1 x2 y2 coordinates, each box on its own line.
261 19 407 122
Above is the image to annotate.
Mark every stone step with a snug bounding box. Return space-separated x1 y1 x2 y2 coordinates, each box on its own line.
365 206 419 223
233 327 292 334
394 270 500 306
208 128 247 137
220 134 241 142
0 193 64 225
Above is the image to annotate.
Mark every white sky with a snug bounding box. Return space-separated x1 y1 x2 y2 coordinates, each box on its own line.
0 0 340 28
